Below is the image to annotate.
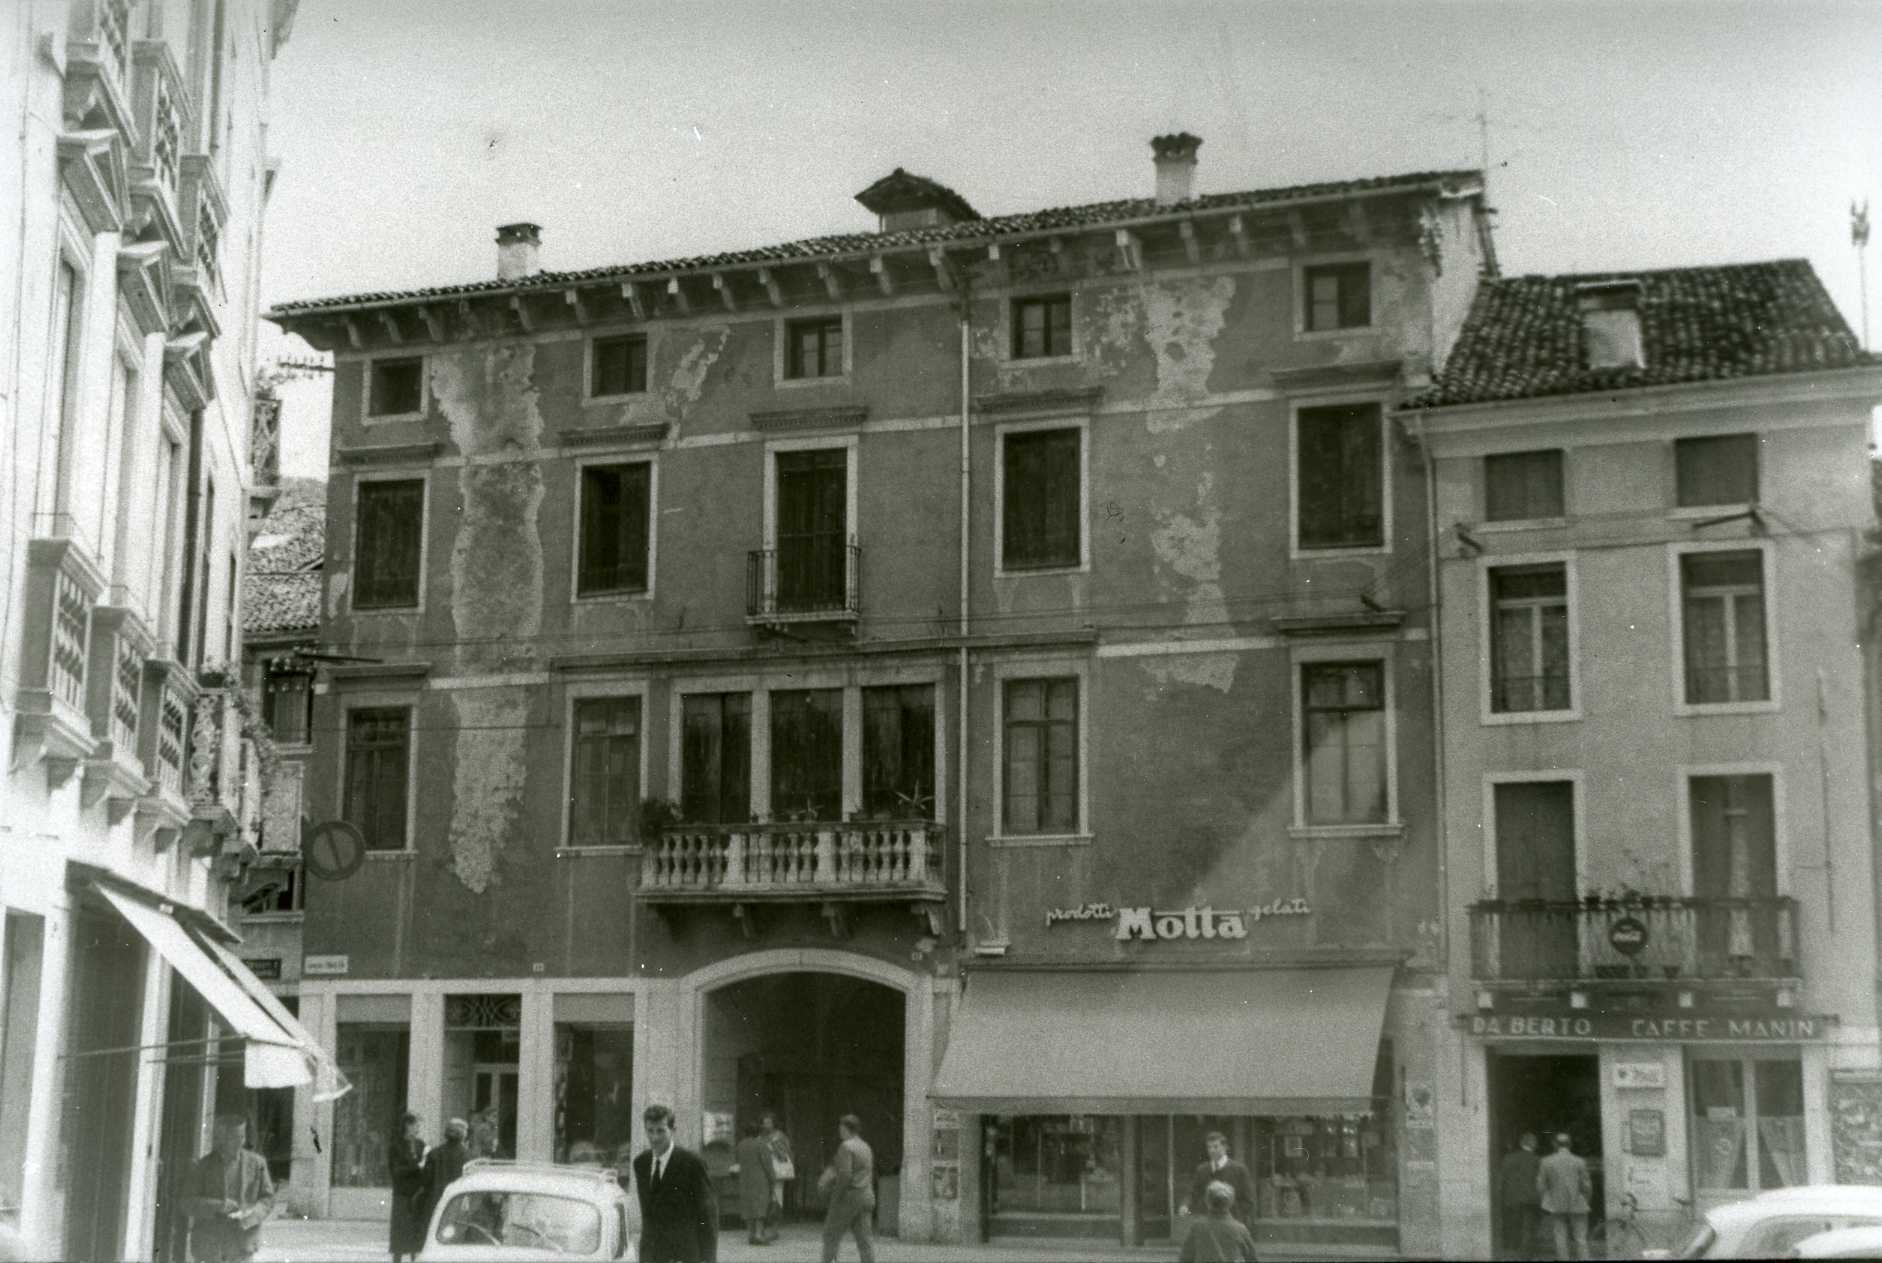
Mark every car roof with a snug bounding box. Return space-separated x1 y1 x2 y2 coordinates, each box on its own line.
441 1162 627 1198
1708 1186 1882 1228
1795 1224 1882 1257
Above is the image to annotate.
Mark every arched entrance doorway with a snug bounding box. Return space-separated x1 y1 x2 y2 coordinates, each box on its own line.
700 972 905 1230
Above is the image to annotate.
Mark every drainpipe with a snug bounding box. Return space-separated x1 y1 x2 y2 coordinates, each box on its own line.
957 274 972 938
1415 413 1451 979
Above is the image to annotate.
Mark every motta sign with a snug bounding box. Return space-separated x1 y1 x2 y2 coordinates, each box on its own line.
1044 899 1312 940
1466 1011 1827 1042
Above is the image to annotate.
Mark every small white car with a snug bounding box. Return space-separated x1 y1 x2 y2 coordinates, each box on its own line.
1652 1186 1882 1259
417 1160 638 1262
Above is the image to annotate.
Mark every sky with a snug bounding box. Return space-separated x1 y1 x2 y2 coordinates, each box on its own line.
260 0 1882 478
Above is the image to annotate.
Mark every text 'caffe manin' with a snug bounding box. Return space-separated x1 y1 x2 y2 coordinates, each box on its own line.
1043 900 1312 940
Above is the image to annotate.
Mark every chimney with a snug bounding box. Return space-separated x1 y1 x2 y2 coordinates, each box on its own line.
1151 132 1202 207
495 222 542 282
1576 279 1645 369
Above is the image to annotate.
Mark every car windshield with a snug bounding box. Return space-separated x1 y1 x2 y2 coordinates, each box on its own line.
434 1190 602 1255
1674 1221 1717 1260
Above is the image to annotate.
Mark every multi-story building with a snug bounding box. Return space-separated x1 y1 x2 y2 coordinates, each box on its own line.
1409 262 1882 1258
0 4 337 1261
268 136 1494 1251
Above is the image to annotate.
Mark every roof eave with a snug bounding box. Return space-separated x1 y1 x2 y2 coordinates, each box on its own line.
1401 362 1882 426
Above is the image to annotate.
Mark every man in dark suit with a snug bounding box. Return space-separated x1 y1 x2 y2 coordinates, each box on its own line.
1182 1131 1255 1225
1498 1132 1542 1258
632 1104 718 1263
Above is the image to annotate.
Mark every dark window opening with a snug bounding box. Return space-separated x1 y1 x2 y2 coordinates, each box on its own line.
590 335 648 397
1304 261 1371 331
1011 294 1072 359
577 463 652 596
353 480 424 610
1484 449 1565 522
264 668 314 745
344 706 411 851
770 688 843 822
785 316 843 379
1296 403 1384 550
568 697 641 847
680 693 750 825
863 684 936 819
1002 428 1081 570
367 357 424 417
774 448 848 609
1676 434 1760 508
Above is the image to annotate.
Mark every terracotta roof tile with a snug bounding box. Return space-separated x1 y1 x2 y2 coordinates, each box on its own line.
245 478 324 636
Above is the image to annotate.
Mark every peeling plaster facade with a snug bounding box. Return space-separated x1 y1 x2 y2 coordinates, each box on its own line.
276 167 1493 1251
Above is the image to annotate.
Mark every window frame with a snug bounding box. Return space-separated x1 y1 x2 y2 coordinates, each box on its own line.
776 312 850 384
584 331 651 402
1478 552 1581 725
571 456 657 603
560 682 650 853
1289 395 1392 559
349 472 429 613
1008 292 1076 362
1481 770 1587 897
339 699 417 854
762 434 858 563
264 664 317 748
361 353 428 423
1673 433 1761 512
44 230 90 534
1684 1050 1806 1199
987 657 1090 846
1668 539 1780 716
993 416 1090 577
1295 254 1376 338
861 683 939 820
1675 763 1789 898
1481 448 1567 526
1289 642 1400 835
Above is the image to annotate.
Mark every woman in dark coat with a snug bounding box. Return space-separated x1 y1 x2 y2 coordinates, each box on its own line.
388 1112 429 1263
733 1122 775 1245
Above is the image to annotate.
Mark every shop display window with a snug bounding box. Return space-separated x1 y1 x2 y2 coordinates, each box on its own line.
333 1023 410 1187
1690 1054 1804 1193
990 1115 1123 1217
1252 1043 1397 1225
553 1024 633 1167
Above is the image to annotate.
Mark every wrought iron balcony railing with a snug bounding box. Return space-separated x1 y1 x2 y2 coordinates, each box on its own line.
640 821 942 902
1468 896 1799 985
746 543 860 625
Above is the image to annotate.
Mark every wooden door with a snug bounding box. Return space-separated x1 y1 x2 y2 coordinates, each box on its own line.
775 450 846 610
1494 782 1578 979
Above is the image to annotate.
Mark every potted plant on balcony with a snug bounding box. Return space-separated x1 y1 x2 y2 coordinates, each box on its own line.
638 798 682 838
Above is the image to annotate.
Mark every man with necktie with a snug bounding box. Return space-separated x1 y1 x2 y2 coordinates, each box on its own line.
632 1104 718 1263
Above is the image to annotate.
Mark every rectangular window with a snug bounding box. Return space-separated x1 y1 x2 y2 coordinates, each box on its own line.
1681 550 1769 704
1489 564 1571 713
1301 662 1387 825
191 477 215 668
1011 294 1072 359
784 316 843 380
1484 450 1565 522
568 697 640 848
155 433 182 636
344 706 411 851
353 479 424 610
366 357 424 417
589 335 647 398
552 1021 633 1167
1492 781 1578 977
45 261 80 519
770 688 842 822
862 684 936 819
1690 774 1784 975
223 551 238 661
1676 435 1759 508
1690 1055 1804 1194
332 1023 409 1187
1002 678 1078 835
1296 403 1384 551
264 668 314 745
680 693 750 825
1303 261 1371 331
577 463 652 597
1001 428 1081 570
774 448 849 610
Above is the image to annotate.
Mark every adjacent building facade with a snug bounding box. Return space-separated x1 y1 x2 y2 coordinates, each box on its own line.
268 139 1495 1251
0 4 335 1261
1409 263 1882 1257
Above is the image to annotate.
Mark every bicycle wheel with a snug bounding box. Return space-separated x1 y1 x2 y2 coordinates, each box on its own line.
1590 1218 1646 1260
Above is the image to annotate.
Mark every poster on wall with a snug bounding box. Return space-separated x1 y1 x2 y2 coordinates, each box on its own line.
931 1165 959 1200
702 1111 735 1146
1628 1109 1666 1157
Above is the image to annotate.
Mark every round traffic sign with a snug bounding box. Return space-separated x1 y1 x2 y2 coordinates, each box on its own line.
303 820 367 881
1608 915 1650 958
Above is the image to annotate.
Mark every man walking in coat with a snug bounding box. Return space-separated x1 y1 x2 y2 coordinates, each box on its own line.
632 1104 718 1263
821 1114 875 1263
1536 1132 1592 1260
1497 1132 1541 1258
184 1114 275 1263
1182 1132 1255 1225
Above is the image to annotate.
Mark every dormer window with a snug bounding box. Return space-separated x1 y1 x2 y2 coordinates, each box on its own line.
1577 279 1644 369
853 167 981 234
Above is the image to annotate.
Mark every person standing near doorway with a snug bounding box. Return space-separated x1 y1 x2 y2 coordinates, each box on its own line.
819 1114 875 1263
1536 1132 1592 1260
388 1113 429 1263
633 1104 718 1263
1497 1132 1541 1258
1182 1132 1255 1225
421 1119 472 1226
734 1121 776 1246
761 1111 794 1243
183 1114 276 1263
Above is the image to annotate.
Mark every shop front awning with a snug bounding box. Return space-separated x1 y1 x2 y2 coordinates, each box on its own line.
97 887 350 1101
930 966 1393 1115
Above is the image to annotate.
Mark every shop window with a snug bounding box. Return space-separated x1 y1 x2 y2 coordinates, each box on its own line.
1303 261 1371 332
333 1023 410 1187
1253 1042 1398 1225
1002 677 1078 835
568 697 640 848
1690 1055 1804 1194
590 334 648 398
1681 550 1769 704
345 706 411 850
0 913 45 1226
680 693 750 825
1001 428 1082 571
264 667 314 745
1676 434 1759 508
353 479 425 610
784 316 843 380
1489 564 1571 713
553 1024 634 1167
770 688 843 822
1011 294 1072 359
862 684 935 819
1296 403 1384 551
367 357 425 417
445 994 522 1161
1484 449 1565 522
1300 662 1388 826
577 463 652 597
988 1115 1122 1218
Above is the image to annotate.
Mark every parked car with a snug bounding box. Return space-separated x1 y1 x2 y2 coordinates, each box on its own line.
1648 1186 1882 1259
417 1160 638 1262
1790 1223 1882 1258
